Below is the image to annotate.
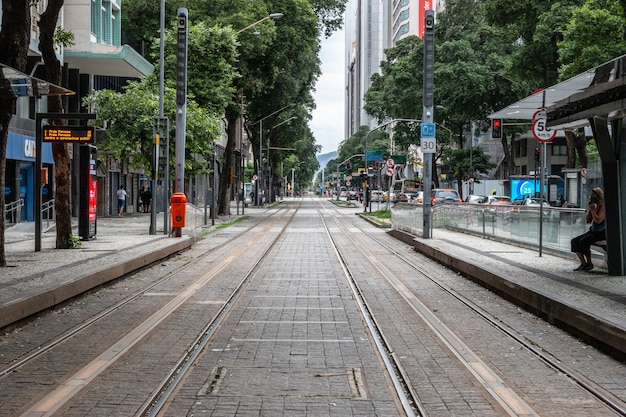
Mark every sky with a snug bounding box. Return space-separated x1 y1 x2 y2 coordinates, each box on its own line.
310 27 345 155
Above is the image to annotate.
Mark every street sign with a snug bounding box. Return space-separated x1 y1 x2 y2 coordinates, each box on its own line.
420 122 436 138
421 137 436 153
385 166 394 177
532 118 557 142
386 158 395 168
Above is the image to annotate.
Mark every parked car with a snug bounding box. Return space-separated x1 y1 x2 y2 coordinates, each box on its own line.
487 195 513 213
382 190 396 202
431 189 463 205
524 197 550 207
465 194 488 204
395 192 410 203
370 190 384 202
409 191 424 204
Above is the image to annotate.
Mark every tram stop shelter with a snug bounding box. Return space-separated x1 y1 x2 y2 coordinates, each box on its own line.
1 63 76 251
490 54 626 276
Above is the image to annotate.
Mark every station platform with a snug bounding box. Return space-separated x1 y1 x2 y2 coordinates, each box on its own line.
1 198 625 360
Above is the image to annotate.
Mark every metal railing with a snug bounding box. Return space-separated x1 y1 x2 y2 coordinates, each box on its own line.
5 199 24 226
42 199 55 228
391 202 588 255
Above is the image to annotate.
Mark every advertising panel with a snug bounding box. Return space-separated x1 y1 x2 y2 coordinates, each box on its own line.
79 145 97 240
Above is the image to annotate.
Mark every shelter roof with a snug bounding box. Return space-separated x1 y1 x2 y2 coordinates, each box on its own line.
0 63 75 98
489 54 626 131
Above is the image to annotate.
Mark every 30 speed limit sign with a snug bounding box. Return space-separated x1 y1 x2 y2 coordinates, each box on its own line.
421 137 436 153
532 118 557 143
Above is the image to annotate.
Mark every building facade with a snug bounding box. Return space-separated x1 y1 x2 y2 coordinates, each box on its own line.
2 1 153 224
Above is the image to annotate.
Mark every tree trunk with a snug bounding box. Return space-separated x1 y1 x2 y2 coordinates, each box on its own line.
218 111 237 215
575 129 588 168
40 0 72 249
501 132 515 178
0 0 31 266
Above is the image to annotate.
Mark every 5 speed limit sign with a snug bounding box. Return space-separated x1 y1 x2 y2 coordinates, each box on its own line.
532 118 557 143
421 137 436 153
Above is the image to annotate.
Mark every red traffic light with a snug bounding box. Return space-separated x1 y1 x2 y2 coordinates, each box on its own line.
492 119 502 139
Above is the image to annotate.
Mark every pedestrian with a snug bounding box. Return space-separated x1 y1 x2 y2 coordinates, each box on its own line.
141 187 152 213
571 187 606 271
117 185 128 217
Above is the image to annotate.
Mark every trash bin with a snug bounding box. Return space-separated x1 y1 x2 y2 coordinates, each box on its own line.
171 192 187 228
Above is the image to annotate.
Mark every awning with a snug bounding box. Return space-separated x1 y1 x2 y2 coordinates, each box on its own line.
489 54 626 130
64 44 154 78
0 63 75 98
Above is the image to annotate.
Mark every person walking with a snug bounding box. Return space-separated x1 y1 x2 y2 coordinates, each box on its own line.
571 188 606 271
117 185 128 217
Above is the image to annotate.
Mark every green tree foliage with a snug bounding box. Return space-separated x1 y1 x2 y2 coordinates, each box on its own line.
85 77 221 175
558 0 626 80
483 0 584 87
441 147 496 199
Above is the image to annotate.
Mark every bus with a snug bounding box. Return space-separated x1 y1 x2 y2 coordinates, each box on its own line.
393 179 421 195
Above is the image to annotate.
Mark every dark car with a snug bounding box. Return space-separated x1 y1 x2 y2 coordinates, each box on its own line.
347 191 359 201
431 189 462 205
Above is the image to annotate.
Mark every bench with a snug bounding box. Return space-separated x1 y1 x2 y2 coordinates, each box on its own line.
590 240 607 268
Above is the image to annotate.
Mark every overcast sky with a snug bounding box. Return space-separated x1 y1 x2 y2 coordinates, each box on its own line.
310 28 345 155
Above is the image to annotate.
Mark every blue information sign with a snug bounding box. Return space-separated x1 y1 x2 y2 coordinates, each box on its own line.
420 122 436 138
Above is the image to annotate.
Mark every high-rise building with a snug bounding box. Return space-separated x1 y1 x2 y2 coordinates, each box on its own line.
345 0 445 139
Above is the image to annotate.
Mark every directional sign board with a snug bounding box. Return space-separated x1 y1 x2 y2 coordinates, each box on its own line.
43 126 95 143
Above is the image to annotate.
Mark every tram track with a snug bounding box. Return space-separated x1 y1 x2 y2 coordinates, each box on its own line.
2 198 623 416
316 201 426 417
0 210 276 378
329 203 626 416
6 204 296 417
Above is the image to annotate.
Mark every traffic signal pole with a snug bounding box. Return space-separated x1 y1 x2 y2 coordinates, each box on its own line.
422 10 435 239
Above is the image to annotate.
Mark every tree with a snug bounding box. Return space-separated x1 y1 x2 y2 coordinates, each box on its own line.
84 77 221 176
441 147 496 200
0 0 31 266
39 0 78 249
558 0 626 80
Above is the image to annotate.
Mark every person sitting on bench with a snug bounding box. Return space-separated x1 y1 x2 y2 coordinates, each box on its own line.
571 188 606 271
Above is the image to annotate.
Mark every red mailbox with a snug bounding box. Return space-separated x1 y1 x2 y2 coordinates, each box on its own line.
171 192 187 228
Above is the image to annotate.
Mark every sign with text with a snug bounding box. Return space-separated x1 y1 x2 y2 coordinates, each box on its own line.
43 126 94 143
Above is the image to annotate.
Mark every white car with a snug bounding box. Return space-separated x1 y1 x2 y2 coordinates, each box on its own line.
370 190 384 202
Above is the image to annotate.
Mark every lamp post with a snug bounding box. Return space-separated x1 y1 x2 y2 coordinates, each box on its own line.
249 103 295 206
267 116 297 203
237 13 284 34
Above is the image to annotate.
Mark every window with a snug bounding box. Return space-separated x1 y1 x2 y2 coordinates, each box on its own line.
399 10 409 21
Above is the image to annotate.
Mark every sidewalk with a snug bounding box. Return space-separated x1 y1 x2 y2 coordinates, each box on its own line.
0 204 244 329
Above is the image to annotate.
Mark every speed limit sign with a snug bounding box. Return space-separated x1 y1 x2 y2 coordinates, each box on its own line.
421 137 436 153
532 118 557 143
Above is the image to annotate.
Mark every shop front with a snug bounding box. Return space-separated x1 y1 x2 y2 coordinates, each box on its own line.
5 132 54 222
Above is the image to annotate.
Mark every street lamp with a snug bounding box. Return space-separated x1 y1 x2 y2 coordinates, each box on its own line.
267 116 297 202
249 103 295 205
237 13 284 34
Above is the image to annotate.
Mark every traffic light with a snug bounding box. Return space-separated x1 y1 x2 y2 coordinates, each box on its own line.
492 119 502 139
534 147 541 161
345 160 351 170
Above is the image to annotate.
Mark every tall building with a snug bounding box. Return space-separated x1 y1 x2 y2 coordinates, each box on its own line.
345 0 445 139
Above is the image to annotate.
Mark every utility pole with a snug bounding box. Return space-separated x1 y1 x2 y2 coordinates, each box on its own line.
421 10 435 239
